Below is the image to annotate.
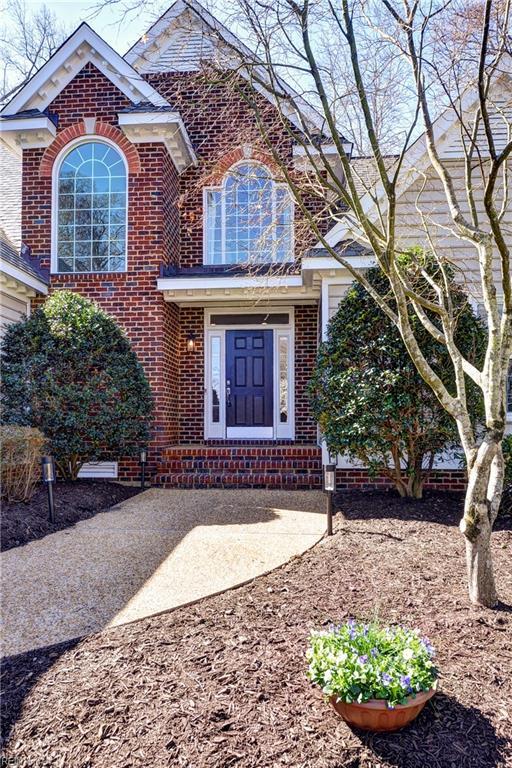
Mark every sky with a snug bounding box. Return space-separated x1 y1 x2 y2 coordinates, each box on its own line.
18 0 178 55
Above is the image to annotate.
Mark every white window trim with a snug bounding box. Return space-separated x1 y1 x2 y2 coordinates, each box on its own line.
51 135 129 275
202 160 294 266
204 307 295 440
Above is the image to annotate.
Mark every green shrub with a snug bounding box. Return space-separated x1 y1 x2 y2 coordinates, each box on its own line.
309 264 485 498
1 291 153 480
1 425 46 502
501 435 512 515
306 620 438 708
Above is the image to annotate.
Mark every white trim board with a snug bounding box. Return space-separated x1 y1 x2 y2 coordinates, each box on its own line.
203 306 295 440
0 260 48 295
50 135 129 275
0 22 170 118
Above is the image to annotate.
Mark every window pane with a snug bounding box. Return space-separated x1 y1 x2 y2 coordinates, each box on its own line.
56 140 127 273
279 336 289 423
211 336 221 423
204 162 293 265
57 257 73 272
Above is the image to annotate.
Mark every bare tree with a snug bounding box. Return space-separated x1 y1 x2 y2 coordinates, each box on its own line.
0 0 68 103
184 0 511 607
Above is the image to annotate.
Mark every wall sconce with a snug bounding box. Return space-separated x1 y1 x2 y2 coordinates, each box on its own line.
187 332 197 352
41 455 56 523
140 448 147 490
323 462 336 536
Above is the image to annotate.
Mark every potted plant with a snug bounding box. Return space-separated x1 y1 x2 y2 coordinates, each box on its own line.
306 619 438 732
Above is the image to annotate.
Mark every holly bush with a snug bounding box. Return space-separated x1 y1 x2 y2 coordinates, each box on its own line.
1 291 153 480
309 263 485 498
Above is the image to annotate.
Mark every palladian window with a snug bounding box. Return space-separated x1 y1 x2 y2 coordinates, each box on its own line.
55 140 127 273
205 161 293 264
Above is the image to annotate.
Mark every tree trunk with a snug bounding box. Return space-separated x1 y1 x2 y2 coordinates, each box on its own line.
461 439 504 608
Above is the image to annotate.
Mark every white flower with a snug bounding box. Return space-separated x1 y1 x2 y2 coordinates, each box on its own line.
336 651 348 663
402 648 414 661
324 669 333 682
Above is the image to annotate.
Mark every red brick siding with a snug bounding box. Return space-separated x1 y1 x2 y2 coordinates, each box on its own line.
40 121 141 178
336 469 467 493
295 304 319 442
146 73 324 269
22 65 326 477
23 64 181 478
179 307 205 442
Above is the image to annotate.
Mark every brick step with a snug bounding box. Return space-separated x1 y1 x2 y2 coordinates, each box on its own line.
156 472 323 490
160 459 322 472
161 444 321 460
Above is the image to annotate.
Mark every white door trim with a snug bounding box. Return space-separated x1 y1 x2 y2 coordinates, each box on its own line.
204 307 295 440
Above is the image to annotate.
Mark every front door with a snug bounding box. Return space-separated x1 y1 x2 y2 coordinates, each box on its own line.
226 330 273 437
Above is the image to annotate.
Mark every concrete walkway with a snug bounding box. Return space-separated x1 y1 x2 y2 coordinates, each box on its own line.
1 489 326 657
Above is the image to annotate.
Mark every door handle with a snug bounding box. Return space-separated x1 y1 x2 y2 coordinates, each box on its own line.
226 379 231 407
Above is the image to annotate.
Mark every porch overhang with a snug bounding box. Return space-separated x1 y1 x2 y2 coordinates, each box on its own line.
157 272 319 305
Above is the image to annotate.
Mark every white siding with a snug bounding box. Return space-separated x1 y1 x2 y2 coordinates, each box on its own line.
0 290 28 337
390 159 511 301
439 99 512 159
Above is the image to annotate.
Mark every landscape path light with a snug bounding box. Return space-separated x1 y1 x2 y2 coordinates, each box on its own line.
140 448 147 490
323 461 336 536
41 455 56 523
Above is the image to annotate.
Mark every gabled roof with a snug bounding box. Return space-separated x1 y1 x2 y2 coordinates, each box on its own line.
125 0 341 141
0 23 196 170
0 228 49 287
0 22 170 118
0 142 21 249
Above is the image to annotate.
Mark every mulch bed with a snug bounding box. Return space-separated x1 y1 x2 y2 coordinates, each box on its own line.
1 481 141 552
1 490 511 767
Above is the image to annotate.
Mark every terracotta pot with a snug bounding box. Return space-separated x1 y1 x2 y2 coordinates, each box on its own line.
330 687 436 732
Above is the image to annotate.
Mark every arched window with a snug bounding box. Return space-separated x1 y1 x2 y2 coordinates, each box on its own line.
204 162 293 265
55 140 127 273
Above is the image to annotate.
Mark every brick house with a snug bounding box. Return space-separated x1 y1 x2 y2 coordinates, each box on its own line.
0 0 509 490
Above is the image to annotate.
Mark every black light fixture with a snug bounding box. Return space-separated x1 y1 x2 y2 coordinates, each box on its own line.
323 462 336 536
186 332 197 352
140 448 147 490
41 455 56 523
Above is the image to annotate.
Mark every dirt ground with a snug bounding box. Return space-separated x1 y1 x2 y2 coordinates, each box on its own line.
1 489 511 768
1 480 141 551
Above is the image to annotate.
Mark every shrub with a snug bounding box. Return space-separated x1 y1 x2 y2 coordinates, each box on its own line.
309 264 485 498
1 291 153 480
501 435 512 515
1 425 46 502
306 619 438 708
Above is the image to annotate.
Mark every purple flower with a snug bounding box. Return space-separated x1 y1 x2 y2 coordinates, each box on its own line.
421 637 435 657
400 675 412 691
370 648 379 657
347 619 357 640
358 655 368 665
381 673 392 685
362 624 369 637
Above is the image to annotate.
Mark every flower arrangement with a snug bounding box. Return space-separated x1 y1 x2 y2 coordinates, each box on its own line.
307 620 437 708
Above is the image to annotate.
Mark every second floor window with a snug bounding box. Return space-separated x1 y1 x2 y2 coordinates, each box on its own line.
55 140 127 273
204 161 293 265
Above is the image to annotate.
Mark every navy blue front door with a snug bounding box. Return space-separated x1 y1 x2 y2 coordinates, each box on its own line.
226 330 273 428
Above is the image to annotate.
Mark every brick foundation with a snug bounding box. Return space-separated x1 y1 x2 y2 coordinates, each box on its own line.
336 468 467 493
